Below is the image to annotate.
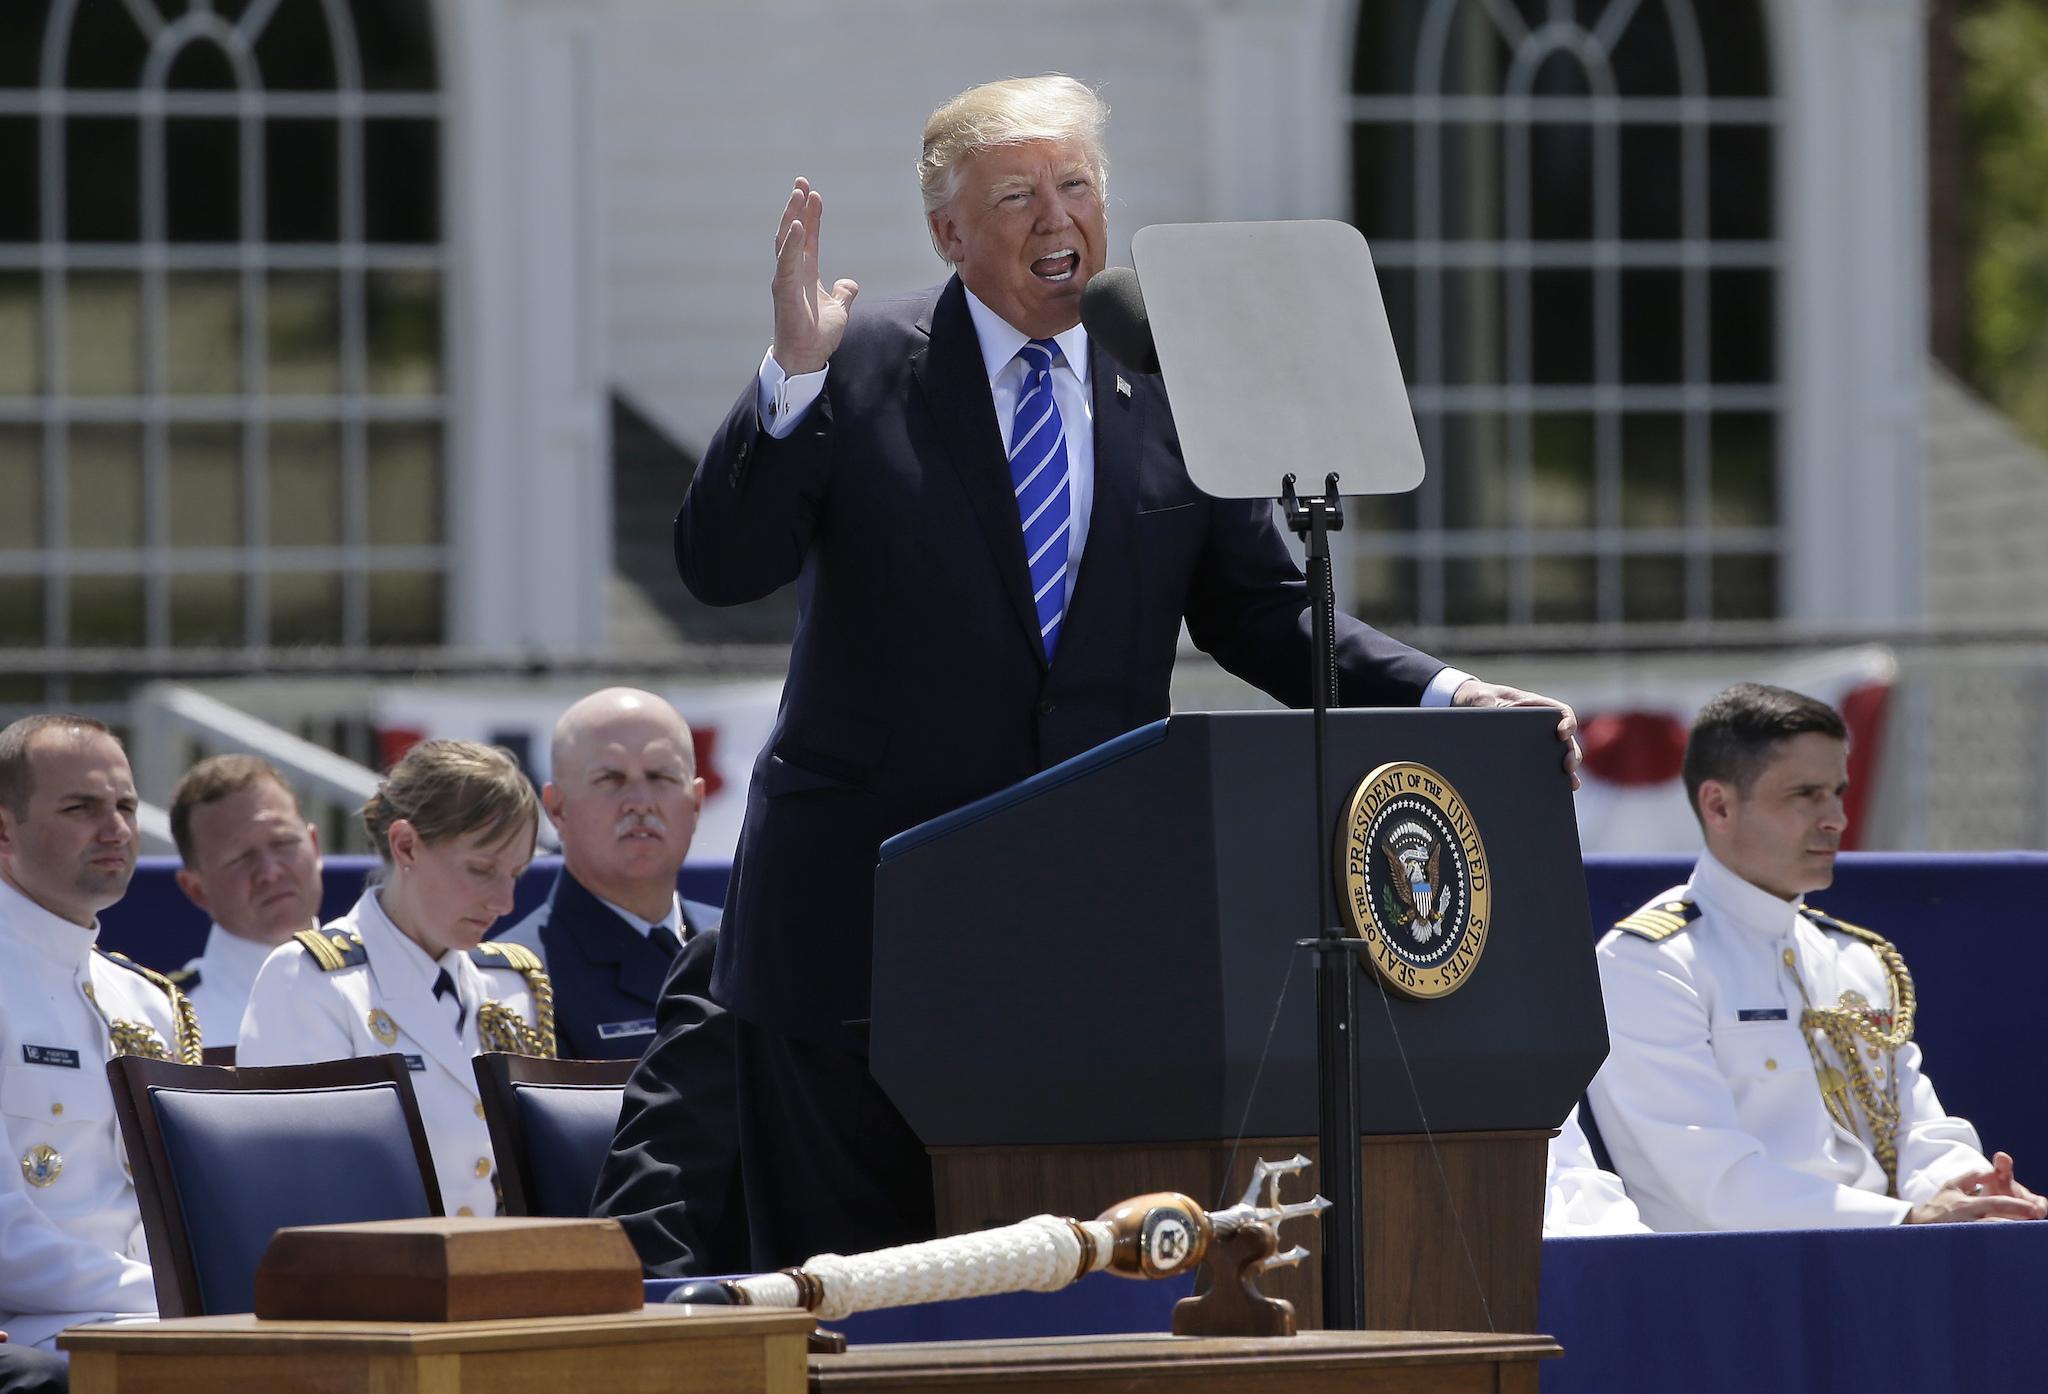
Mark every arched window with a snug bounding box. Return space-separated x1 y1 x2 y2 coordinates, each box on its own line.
0 0 443 655
1347 0 1777 627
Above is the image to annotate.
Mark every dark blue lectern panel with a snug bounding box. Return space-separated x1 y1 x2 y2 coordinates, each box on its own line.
871 709 1603 1146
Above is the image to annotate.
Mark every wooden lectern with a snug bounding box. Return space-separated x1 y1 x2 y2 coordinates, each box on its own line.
872 709 1604 1332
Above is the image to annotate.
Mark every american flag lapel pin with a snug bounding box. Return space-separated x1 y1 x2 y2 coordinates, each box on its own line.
1116 375 1131 398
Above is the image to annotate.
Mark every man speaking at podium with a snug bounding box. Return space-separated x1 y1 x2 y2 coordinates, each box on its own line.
668 73 1579 1269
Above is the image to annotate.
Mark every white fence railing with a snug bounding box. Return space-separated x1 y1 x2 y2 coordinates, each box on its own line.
127 683 384 856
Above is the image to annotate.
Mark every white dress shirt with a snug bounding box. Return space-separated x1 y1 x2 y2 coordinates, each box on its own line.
0 876 167 1349
752 289 1470 705
592 890 683 942
1589 850 1989 1231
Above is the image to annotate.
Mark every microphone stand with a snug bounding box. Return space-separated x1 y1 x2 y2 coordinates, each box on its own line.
1282 471 1366 1332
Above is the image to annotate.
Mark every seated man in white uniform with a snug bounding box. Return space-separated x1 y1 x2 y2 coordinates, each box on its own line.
1590 682 2047 1230
0 715 199 1353
240 740 555 1219
168 754 326 1046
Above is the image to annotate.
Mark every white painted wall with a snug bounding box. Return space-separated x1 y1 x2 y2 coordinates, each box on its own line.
593 0 1212 453
435 0 1933 643
443 0 612 652
1769 0 1928 626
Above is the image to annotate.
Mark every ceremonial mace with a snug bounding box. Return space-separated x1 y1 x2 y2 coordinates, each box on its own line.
668 1156 1328 1335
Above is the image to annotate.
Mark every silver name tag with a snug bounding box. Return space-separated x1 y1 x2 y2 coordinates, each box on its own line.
596 1019 657 1040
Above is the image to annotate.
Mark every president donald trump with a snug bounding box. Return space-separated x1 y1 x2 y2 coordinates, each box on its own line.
666 73 1578 1269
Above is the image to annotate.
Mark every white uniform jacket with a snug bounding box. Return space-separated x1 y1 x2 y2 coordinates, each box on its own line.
1543 1105 1648 1236
0 876 194 1349
1588 850 1989 1231
237 890 550 1220
172 924 287 1047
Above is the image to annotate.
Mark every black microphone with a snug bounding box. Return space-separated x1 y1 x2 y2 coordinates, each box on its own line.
1080 266 1159 374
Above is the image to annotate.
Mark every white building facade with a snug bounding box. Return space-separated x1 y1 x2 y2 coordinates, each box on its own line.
0 0 1929 661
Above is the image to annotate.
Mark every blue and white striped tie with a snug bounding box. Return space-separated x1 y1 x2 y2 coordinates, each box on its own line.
1009 339 1070 660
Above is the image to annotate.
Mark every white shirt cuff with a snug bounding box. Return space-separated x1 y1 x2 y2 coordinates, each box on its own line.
1420 666 1474 708
756 348 829 440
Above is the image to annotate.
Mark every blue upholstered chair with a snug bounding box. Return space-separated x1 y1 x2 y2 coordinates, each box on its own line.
106 1054 442 1317
472 1054 634 1218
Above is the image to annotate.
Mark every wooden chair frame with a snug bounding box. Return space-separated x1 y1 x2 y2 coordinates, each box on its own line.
106 1052 442 1317
472 1053 635 1217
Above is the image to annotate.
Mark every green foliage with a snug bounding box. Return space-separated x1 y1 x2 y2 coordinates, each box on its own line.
1960 0 2048 450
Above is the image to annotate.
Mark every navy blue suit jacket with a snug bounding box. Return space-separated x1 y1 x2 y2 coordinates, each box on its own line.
588 924 750 1276
494 868 721 1062
677 276 1444 1045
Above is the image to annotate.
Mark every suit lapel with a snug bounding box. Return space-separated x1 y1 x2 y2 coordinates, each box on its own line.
1058 342 1144 662
910 278 1046 664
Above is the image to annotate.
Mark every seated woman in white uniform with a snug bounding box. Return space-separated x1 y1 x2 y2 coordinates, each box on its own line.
238 740 555 1218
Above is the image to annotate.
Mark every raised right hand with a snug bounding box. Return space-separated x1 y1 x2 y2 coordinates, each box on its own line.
771 177 859 376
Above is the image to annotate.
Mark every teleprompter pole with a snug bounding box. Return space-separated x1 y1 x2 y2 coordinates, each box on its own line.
1283 471 1365 1332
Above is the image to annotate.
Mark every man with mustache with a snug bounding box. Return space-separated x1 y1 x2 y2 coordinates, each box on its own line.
499 688 718 1059
500 689 747 1273
0 714 198 1359
167 755 326 1046
1589 683 2045 1229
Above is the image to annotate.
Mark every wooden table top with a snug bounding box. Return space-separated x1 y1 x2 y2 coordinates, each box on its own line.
58 1303 815 1356
810 1329 1562 1387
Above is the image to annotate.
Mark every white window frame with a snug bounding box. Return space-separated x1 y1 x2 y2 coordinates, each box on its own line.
0 0 450 648
1203 0 1928 629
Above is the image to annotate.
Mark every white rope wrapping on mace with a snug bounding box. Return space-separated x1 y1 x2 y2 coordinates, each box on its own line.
672 1157 1327 1323
733 1215 1117 1320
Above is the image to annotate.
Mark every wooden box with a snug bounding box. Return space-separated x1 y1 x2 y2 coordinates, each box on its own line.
253 1217 643 1322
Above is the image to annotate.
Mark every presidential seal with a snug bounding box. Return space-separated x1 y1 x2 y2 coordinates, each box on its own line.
1336 761 1491 999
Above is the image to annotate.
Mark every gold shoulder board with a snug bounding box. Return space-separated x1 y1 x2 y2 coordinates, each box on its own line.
1612 899 1701 942
293 927 367 972
472 941 544 974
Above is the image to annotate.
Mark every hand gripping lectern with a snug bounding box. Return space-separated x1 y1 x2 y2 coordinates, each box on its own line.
870 707 1606 1332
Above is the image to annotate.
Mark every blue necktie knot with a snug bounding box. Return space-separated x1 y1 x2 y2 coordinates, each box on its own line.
1008 340 1072 661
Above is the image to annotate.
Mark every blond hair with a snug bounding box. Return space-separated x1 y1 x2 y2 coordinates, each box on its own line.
362 740 538 864
917 74 1109 249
